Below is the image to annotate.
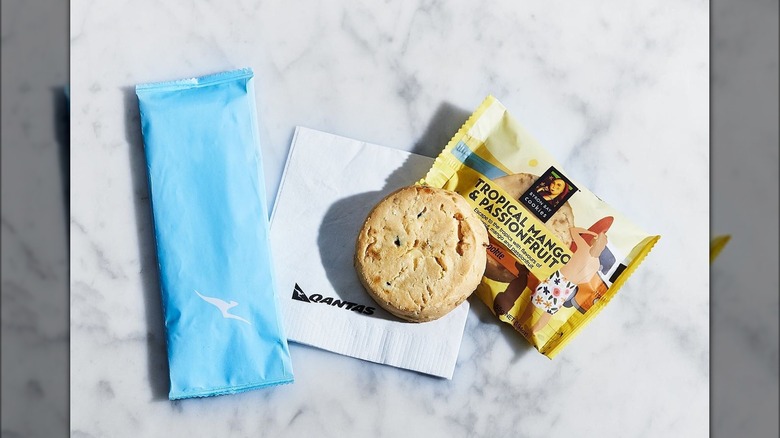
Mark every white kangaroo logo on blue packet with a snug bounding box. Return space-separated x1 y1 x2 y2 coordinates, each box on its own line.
194 290 252 325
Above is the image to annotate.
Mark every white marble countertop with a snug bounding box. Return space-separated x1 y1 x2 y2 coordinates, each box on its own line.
70 1 710 436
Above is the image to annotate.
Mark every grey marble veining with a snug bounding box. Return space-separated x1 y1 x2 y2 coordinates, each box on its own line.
69 1 709 437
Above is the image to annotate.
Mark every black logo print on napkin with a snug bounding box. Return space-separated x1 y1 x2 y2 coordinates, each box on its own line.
291 283 375 315
291 283 311 302
520 166 578 222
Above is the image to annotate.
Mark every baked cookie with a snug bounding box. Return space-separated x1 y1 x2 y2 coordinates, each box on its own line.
354 185 489 322
483 173 575 283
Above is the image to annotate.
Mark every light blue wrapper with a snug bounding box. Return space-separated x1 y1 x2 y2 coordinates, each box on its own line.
136 68 294 399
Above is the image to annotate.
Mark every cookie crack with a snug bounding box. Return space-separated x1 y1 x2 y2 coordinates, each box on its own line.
434 255 448 276
454 213 466 256
386 264 409 286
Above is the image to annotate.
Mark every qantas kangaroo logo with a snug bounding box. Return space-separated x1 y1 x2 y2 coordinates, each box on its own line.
194 290 252 325
291 283 375 315
291 283 311 302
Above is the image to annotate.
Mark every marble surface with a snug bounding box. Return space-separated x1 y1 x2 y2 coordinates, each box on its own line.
69 1 710 437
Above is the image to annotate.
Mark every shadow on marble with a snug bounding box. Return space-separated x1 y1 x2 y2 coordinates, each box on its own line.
468 292 533 363
52 87 70 221
411 101 472 159
122 86 171 401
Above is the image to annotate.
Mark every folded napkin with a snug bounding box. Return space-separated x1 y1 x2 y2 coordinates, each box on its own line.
270 127 469 379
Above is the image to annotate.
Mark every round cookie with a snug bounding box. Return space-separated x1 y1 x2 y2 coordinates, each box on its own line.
483 173 575 283
354 185 489 322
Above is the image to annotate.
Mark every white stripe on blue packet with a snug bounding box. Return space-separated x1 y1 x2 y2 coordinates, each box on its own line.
136 68 294 399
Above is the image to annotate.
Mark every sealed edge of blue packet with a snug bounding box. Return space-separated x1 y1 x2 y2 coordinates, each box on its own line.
136 68 294 399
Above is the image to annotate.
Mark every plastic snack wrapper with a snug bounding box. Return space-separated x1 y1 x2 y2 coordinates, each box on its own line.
136 68 294 399
422 95 660 358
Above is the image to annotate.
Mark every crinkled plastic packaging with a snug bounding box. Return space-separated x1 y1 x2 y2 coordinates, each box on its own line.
136 68 294 398
422 96 659 358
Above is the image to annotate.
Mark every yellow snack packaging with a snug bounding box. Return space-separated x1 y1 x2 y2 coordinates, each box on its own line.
421 95 659 358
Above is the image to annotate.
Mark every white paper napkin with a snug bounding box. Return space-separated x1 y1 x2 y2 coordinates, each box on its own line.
270 127 469 378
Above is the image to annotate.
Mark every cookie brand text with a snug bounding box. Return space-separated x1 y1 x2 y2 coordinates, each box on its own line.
467 178 572 272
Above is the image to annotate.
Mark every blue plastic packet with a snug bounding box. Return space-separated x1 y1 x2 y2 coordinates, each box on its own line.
136 68 294 399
